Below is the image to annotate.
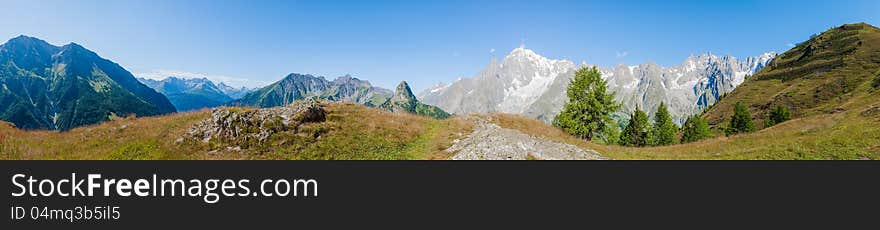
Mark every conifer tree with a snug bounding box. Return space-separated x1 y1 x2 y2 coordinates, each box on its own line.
727 101 756 135
681 115 711 143
553 66 620 140
619 108 650 147
650 102 677 146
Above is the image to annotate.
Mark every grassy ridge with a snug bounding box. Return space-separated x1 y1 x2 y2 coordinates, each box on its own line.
0 103 472 160
704 23 880 129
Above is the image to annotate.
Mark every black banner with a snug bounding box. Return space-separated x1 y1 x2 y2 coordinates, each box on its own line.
2 161 878 228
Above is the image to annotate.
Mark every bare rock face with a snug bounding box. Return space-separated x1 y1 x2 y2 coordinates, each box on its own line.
184 100 326 148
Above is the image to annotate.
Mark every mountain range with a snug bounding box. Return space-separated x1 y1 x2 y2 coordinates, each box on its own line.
0 36 175 130
418 46 775 123
2 22 879 160
0 34 450 130
1 24 863 131
137 77 240 111
234 74 393 108
232 73 450 119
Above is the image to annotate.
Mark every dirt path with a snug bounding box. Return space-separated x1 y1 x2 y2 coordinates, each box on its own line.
448 117 606 160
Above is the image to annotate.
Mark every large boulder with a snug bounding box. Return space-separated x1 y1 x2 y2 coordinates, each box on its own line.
184 100 326 148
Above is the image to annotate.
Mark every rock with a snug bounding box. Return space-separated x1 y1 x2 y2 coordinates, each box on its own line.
448 117 606 160
861 104 880 117
184 100 326 148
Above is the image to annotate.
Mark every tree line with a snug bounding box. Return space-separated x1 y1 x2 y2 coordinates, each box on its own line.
553 66 790 147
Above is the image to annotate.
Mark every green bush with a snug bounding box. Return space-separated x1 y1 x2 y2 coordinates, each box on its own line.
765 105 792 127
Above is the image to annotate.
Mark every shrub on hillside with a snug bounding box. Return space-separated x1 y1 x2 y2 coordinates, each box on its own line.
765 105 792 127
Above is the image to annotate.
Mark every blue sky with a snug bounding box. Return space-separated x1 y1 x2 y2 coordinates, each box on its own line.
1 0 878 91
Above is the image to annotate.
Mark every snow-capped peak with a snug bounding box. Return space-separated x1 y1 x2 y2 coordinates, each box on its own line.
418 47 776 124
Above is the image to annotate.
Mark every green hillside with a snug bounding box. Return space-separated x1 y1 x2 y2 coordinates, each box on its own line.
0 36 176 130
703 23 880 128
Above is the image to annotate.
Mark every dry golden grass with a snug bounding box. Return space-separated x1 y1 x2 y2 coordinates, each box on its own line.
421 116 474 160
0 109 209 160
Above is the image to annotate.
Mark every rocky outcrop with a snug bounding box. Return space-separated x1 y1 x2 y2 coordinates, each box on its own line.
184 100 326 148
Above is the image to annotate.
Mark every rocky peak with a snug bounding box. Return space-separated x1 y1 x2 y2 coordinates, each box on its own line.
0 35 59 70
332 74 372 88
390 81 417 103
58 42 96 56
332 74 354 83
4 35 54 50
380 81 450 119
281 73 330 84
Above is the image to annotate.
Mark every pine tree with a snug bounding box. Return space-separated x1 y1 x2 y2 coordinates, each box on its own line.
650 102 677 146
619 108 650 147
727 101 756 135
553 66 621 140
681 115 711 143
765 105 791 127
